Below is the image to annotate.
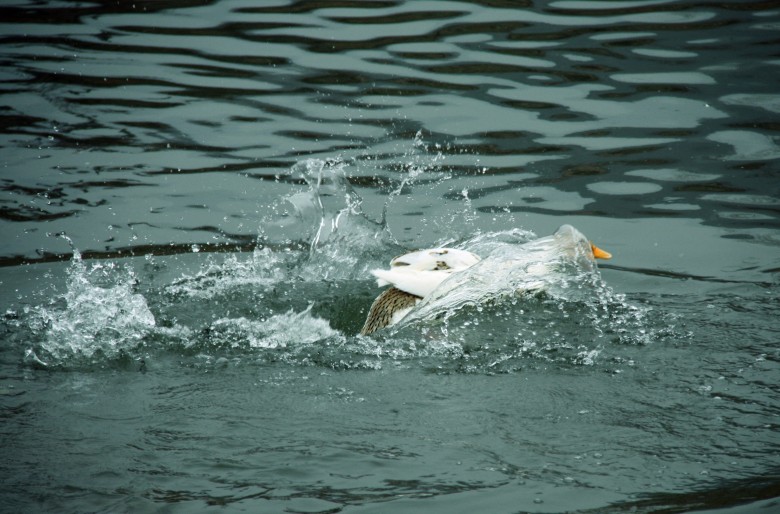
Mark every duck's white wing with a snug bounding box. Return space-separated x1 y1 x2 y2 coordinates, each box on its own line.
370 268 453 298
371 248 480 298
390 248 481 271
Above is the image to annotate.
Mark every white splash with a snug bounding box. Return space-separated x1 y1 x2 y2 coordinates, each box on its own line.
205 305 338 350
29 249 155 363
285 158 398 281
399 225 606 327
165 246 291 300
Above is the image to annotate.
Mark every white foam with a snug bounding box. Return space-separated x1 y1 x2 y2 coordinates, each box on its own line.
207 305 337 350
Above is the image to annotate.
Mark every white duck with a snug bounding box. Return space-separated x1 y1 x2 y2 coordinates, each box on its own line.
360 225 611 335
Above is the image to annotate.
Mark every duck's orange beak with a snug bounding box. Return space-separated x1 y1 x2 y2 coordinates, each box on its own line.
590 242 612 260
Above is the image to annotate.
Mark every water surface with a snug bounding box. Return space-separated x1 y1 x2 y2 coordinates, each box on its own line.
1 1 779 512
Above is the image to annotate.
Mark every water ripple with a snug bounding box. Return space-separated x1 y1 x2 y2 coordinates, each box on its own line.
2 1 779 264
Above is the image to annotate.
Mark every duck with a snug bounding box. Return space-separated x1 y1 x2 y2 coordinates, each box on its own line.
360 225 612 336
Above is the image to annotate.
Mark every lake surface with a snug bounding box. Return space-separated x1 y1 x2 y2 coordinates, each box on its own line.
1 1 779 512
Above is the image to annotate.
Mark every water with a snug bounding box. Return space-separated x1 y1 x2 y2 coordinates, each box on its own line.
1 1 779 512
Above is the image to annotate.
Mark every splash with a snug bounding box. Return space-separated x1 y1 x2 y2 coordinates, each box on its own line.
203 305 339 351
286 158 370 252
374 225 656 369
10 138 664 372
24 247 155 366
161 158 392 303
384 130 448 214
401 225 608 326
164 246 294 301
285 157 399 281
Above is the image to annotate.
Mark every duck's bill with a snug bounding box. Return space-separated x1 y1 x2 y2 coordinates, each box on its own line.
590 242 612 260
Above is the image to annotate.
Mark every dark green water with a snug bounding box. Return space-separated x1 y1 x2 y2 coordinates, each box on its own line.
1 1 779 512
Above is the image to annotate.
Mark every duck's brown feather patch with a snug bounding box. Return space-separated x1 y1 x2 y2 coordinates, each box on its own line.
360 287 421 336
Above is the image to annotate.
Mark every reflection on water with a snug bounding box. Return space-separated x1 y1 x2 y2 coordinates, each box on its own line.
1 1 779 513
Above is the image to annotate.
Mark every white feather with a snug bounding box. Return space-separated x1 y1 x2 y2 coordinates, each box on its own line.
390 248 480 270
370 248 480 298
